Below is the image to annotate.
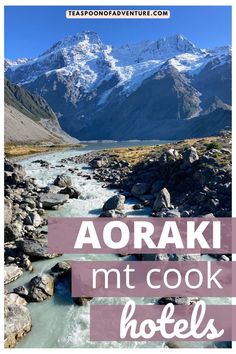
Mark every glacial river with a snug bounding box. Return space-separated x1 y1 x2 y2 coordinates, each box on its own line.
8 141 230 348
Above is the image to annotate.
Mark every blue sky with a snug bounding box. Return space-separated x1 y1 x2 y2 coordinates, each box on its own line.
5 6 232 60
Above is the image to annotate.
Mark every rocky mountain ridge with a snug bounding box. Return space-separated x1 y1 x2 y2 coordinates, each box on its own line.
4 79 79 144
5 31 232 140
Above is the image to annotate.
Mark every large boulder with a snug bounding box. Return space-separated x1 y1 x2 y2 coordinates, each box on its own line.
24 212 42 227
131 183 149 198
102 194 125 211
183 146 199 164
4 162 26 186
4 303 32 348
90 156 108 168
40 193 69 209
4 265 23 285
13 286 29 300
28 274 54 302
51 261 71 274
153 188 171 211
53 174 72 188
166 148 180 159
16 237 60 259
4 220 23 242
5 172 23 186
4 244 33 271
32 159 50 167
4 160 26 176
59 186 80 199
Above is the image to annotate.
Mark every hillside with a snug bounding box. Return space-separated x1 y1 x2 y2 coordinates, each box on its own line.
4 79 79 145
4 104 64 144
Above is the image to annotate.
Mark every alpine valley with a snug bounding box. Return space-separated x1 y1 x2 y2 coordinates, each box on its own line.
5 31 232 140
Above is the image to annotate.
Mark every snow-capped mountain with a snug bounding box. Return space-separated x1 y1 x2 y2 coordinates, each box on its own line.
4 58 31 71
5 31 231 140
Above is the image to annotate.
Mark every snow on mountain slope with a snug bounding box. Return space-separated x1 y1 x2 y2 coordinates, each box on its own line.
5 31 231 102
4 58 31 71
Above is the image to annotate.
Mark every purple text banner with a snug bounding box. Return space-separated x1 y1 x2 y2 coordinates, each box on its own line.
48 217 235 254
90 303 235 341
71 261 235 297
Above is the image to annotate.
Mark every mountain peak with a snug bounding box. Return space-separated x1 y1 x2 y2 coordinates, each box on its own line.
41 31 102 56
76 30 102 44
62 30 102 47
156 34 199 54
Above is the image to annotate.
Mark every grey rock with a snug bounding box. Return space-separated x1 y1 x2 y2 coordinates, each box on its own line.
5 172 24 186
28 274 54 302
59 186 80 199
153 188 171 211
4 220 23 242
102 194 125 211
51 261 71 274
90 156 108 168
183 146 199 164
40 193 69 209
4 160 26 185
16 237 60 259
13 286 29 299
4 303 32 348
32 159 50 167
23 198 36 209
53 174 72 188
167 148 180 158
4 265 23 285
24 212 42 227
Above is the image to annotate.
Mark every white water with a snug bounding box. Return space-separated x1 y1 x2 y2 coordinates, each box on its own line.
8 142 230 348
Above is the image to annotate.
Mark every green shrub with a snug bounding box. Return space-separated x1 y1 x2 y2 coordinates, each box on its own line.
205 141 223 150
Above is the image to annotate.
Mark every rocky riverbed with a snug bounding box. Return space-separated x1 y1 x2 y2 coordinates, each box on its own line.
4 157 93 347
4 133 232 348
60 133 232 218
